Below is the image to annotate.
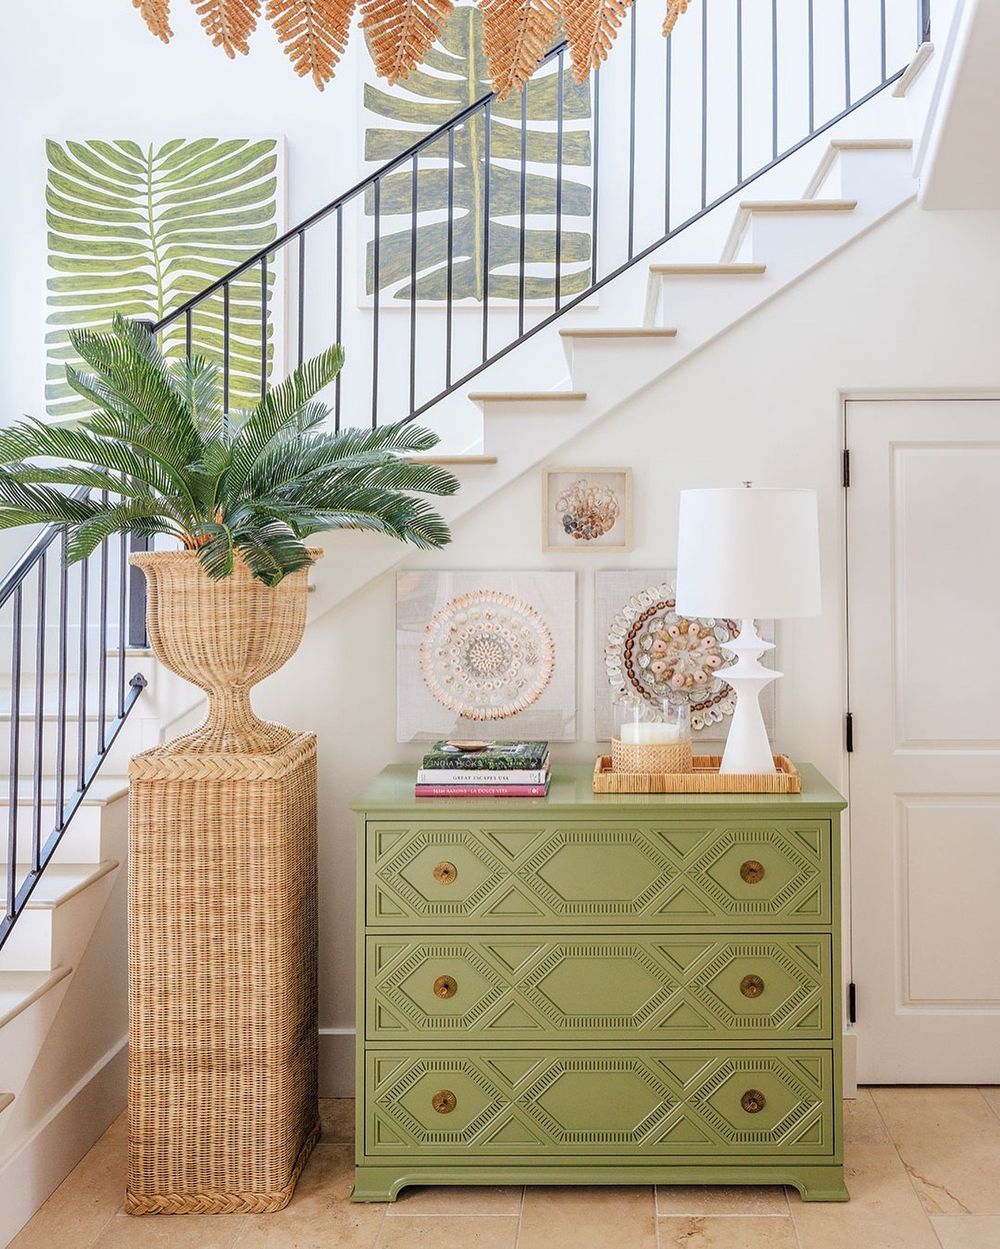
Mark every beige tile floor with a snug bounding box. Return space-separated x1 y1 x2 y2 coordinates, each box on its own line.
10 1089 1000 1249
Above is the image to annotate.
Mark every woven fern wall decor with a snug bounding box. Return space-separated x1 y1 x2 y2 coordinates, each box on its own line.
131 0 693 93
363 3 592 304
44 137 282 418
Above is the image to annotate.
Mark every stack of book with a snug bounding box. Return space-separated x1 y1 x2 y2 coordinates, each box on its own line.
415 740 550 797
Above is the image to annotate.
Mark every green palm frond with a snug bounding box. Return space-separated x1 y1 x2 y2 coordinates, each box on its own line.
1 320 456 583
46 137 279 417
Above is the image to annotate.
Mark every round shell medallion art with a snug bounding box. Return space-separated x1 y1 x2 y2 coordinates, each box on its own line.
555 478 620 543
604 581 739 733
420 590 556 721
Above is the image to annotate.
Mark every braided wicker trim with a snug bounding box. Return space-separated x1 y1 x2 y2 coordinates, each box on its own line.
125 1117 320 1216
129 732 316 782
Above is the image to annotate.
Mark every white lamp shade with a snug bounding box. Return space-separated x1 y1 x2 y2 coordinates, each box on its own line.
675 487 822 620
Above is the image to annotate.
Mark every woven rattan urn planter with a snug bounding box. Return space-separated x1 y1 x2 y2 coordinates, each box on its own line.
126 550 321 1216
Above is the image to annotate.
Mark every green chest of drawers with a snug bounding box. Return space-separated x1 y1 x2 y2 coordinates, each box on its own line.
351 763 849 1203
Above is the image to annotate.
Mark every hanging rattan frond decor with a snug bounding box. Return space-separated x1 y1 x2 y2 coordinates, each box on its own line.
662 0 687 36
560 0 632 82
480 0 561 100
191 0 262 56
360 0 454 83
134 0 174 41
266 0 359 87
131 0 691 89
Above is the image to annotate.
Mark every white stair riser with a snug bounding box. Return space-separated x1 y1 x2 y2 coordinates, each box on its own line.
646 273 773 339
0 975 72 1093
0 868 118 972
0 806 107 866
830 148 916 203
560 337 682 395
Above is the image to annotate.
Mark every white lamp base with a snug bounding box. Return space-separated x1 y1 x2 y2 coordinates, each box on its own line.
719 618 780 774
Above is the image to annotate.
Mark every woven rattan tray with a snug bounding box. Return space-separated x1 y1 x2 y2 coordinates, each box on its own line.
593 754 801 794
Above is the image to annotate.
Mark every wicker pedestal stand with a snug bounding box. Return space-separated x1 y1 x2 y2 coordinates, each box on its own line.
126 733 319 1214
126 551 320 1215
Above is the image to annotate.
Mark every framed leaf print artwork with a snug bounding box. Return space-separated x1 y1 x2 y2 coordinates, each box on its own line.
543 468 632 553
45 137 285 417
361 5 593 306
594 570 776 745
396 570 577 742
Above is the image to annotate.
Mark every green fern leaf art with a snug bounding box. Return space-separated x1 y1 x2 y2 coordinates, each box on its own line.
363 6 592 302
45 138 281 417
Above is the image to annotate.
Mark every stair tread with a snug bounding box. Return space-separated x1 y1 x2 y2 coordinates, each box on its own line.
559 327 678 338
13 861 119 908
0 1093 13 1114
406 455 498 465
0 776 129 807
0 966 72 1028
739 198 857 211
829 138 912 150
650 263 767 275
467 391 587 402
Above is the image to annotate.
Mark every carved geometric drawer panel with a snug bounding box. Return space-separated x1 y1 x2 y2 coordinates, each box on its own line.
367 934 832 1040
364 1048 834 1157
367 821 831 926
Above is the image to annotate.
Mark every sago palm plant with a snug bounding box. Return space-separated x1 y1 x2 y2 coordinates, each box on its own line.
0 315 458 584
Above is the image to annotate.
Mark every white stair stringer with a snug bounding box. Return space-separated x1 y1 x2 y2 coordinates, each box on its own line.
304 133 917 629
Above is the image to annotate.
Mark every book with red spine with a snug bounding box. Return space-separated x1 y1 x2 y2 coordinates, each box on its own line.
414 782 549 798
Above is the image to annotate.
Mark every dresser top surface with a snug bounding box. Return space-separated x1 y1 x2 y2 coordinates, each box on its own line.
353 762 846 814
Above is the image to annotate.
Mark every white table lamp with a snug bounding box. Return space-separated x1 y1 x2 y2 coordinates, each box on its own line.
675 486 821 774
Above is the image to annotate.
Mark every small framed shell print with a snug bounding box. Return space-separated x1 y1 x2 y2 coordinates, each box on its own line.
543 468 632 553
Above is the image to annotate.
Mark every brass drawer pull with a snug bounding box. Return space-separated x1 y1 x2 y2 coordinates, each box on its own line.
433 975 458 999
433 861 458 885
741 1089 766 1114
432 1090 457 1114
740 859 765 885
740 974 765 999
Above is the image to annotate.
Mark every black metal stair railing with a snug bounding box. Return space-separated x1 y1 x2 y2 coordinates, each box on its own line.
147 0 929 431
0 496 148 951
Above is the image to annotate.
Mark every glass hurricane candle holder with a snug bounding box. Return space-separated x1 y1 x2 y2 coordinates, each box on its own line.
612 697 693 774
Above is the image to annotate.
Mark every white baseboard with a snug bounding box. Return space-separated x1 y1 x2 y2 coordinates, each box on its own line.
0 1036 126 1248
319 1026 355 1097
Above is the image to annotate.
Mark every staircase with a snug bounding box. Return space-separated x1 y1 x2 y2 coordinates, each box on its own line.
0 0 935 1235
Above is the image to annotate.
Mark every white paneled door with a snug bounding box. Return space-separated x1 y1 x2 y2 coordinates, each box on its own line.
847 399 1000 1083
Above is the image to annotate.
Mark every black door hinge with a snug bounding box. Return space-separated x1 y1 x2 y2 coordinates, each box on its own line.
842 448 851 487
848 981 857 1024
845 712 854 753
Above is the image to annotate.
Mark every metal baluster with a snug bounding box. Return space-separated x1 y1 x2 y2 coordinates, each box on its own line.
409 154 418 417
518 84 527 338
55 533 68 824
222 282 231 416
481 100 491 362
260 254 269 400
297 231 306 368
445 130 455 391
77 556 88 791
555 52 565 306
5 586 21 920
185 308 192 361
736 0 743 182
803 0 808 135
664 35 672 231
701 0 709 209
880 0 887 83
335 208 343 429
844 0 852 108
97 505 108 753
591 68 600 285
771 0 779 160
627 17 636 259
372 179 381 428
32 558 45 873
117 530 127 719
922 0 931 42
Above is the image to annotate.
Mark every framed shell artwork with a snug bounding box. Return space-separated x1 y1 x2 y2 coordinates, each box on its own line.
543 468 632 553
594 570 775 745
396 570 577 742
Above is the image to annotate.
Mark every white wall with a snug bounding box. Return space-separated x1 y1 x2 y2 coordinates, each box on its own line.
229 198 999 1092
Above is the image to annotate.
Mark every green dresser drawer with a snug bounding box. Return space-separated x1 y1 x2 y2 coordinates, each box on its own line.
364 1047 835 1158
367 820 831 926
367 934 832 1041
